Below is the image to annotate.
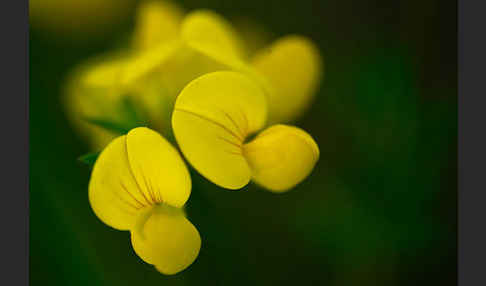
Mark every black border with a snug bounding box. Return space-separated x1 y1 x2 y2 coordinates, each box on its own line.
2 0 29 285
458 0 486 285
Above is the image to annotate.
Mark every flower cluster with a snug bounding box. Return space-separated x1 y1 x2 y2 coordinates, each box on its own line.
66 0 323 275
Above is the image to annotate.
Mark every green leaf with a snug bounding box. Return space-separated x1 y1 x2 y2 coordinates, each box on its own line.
82 116 139 135
78 152 101 167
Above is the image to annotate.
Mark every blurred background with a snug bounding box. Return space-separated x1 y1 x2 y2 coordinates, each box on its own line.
30 0 457 285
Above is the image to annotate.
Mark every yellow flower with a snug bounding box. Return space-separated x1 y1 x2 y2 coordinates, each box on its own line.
89 127 201 274
172 71 319 192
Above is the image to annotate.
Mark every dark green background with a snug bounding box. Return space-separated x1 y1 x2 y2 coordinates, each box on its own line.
30 0 457 285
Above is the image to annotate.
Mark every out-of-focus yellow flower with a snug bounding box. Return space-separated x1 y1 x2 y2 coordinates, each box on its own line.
29 0 135 37
251 36 323 124
172 71 319 192
89 127 200 274
133 0 184 50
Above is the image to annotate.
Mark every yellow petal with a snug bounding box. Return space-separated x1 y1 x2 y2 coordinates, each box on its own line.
133 0 184 50
81 56 127 88
181 9 244 63
130 204 201 275
172 71 267 189
126 127 191 207
121 41 180 86
251 35 323 124
89 136 148 230
243 124 319 192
